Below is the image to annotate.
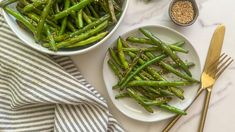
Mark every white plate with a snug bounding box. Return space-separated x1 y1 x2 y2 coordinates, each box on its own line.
1 0 129 56
103 25 201 122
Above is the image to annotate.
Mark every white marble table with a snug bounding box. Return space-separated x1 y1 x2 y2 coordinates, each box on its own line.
72 0 235 131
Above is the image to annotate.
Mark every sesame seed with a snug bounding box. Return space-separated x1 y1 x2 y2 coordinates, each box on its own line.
171 1 194 24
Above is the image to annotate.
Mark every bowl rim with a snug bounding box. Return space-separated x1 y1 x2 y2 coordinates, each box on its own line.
1 0 130 56
102 24 201 122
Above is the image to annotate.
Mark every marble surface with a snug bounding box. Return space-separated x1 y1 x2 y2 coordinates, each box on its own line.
71 0 235 131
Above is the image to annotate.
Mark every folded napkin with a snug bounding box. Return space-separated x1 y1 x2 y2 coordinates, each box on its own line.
0 13 124 132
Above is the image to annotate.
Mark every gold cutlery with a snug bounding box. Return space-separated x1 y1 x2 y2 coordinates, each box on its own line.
163 24 233 132
198 53 233 132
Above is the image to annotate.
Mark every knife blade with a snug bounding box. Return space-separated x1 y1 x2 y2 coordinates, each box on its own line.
203 24 225 73
198 24 226 132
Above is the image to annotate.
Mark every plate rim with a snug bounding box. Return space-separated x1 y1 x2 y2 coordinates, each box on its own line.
102 24 202 122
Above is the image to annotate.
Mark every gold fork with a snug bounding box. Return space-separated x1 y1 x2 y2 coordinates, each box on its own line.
198 53 233 132
163 53 234 132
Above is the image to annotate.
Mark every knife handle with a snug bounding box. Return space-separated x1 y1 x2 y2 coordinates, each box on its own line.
198 90 212 132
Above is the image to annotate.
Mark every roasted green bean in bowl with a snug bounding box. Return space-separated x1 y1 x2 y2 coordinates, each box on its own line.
0 0 129 55
103 25 201 122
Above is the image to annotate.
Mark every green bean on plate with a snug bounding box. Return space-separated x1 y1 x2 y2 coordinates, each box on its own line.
103 26 201 121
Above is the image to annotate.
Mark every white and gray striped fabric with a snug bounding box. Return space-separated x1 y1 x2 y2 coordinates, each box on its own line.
0 13 124 132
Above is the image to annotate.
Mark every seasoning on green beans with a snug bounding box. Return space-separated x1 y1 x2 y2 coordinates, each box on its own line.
139 28 192 76
1 0 123 51
107 29 199 114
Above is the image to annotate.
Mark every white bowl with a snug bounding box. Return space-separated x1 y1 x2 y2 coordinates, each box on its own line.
103 25 201 122
2 1 129 55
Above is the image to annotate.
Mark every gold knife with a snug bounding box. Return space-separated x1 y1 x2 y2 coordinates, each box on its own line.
162 24 226 132
203 25 225 72
198 24 225 132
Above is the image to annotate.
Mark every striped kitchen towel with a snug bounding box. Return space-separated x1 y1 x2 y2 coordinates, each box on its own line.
0 13 124 132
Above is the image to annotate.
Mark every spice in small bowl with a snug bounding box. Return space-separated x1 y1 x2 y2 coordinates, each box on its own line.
169 0 199 26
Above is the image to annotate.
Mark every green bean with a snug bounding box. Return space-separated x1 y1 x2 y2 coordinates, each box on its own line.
127 37 188 53
108 48 122 67
70 0 79 25
54 3 60 13
132 67 174 97
4 7 36 33
141 47 195 80
78 9 84 28
135 87 160 100
112 61 163 98
127 36 185 46
84 7 91 16
169 87 184 100
146 87 162 96
127 89 154 113
99 0 109 13
172 62 195 68
82 11 92 24
142 97 171 106
159 104 187 115
159 61 199 82
127 36 153 44
127 80 192 87
138 72 150 80
54 14 112 42
88 5 99 18
59 0 70 35
19 0 48 19
140 49 188 99
70 13 120 37
108 59 123 80
88 15 97 21
174 41 186 47
112 0 122 11
120 54 167 88
56 21 108 48
67 21 76 32
115 92 130 99
159 62 195 75
118 51 142 86
24 12 58 29
23 0 48 12
16 20 31 32
139 28 192 76
108 0 117 23
92 3 99 12
44 23 57 51
159 89 175 96
65 32 108 48
0 0 18 7
53 0 94 20
127 51 164 81
35 0 54 41
123 46 188 53
168 44 189 53
123 47 160 52
117 38 129 69
140 70 155 80
121 38 166 81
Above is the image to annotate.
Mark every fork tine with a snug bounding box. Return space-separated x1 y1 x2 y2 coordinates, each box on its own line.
206 53 225 72
217 56 232 71
207 53 226 75
215 59 234 79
